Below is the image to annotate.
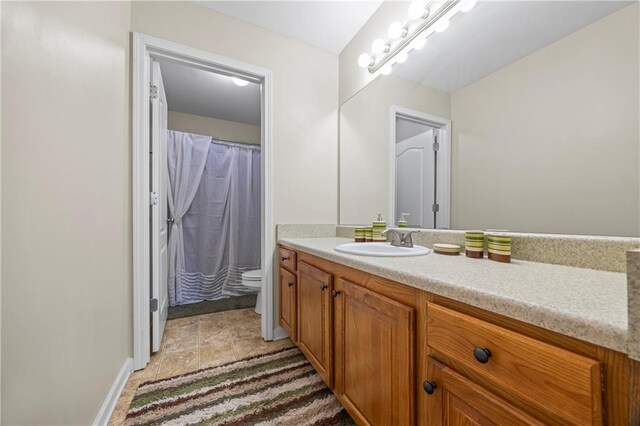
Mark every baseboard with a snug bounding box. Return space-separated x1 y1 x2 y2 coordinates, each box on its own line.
272 326 289 341
93 357 133 426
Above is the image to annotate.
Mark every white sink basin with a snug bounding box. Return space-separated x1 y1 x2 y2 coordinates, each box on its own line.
334 242 431 257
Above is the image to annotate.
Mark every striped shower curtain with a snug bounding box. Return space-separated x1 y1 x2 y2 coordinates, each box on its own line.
169 132 261 306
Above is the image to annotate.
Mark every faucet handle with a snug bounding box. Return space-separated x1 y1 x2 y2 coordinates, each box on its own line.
381 228 403 246
401 230 419 248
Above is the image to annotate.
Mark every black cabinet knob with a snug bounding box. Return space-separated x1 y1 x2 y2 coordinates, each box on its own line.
281 256 289 261
320 284 328 291
473 347 492 364
288 281 294 287
423 381 437 395
332 290 341 297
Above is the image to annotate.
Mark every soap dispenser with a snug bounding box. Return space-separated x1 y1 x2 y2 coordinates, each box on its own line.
372 213 387 242
398 213 409 228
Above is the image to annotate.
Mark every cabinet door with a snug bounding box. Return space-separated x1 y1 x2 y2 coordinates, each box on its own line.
425 358 544 426
334 278 415 426
297 261 333 387
279 268 297 341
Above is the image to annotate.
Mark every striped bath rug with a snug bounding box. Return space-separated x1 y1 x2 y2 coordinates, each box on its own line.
125 347 354 426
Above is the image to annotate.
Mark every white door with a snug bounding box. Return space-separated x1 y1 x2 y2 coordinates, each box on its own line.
150 60 169 352
395 129 436 228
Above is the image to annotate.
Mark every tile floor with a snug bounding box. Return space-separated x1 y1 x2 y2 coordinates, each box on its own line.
108 308 294 425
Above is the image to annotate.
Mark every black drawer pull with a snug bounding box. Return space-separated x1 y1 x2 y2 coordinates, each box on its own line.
320 284 328 291
423 381 437 395
332 290 341 297
287 281 294 287
474 347 492 364
281 256 289 261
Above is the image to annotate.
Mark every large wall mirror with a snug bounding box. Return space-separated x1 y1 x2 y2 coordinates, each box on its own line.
339 1 639 237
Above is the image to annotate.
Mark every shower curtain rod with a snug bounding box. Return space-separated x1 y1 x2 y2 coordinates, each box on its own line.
211 137 259 147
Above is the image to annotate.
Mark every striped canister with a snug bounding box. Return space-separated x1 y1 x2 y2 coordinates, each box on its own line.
354 227 366 243
465 230 484 258
372 220 387 242
487 232 511 263
365 227 373 242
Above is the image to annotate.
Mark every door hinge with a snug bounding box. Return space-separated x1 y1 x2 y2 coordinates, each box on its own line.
432 203 440 213
150 298 159 313
433 141 440 152
149 191 158 206
149 83 158 99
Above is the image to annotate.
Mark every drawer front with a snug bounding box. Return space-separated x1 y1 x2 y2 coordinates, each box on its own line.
279 247 297 272
427 303 602 425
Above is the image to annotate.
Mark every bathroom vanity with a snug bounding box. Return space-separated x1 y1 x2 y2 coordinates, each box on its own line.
278 239 639 425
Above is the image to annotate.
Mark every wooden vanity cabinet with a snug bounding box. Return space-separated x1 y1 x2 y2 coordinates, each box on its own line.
334 278 415 425
277 245 639 426
297 261 334 387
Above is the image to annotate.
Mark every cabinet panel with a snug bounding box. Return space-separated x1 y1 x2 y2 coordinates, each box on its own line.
425 357 544 426
334 278 415 426
297 261 333 387
279 267 297 341
427 303 603 425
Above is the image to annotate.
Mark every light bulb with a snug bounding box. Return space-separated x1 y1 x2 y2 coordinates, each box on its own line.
396 53 408 64
380 65 392 75
433 19 450 33
371 38 387 55
408 0 427 20
388 21 405 40
358 53 372 68
460 0 477 12
231 77 250 87
411 36 427 50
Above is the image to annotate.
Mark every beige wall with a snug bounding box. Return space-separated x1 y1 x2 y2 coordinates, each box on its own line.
340 75 450 224
132 2 339 226
451 4 639 236
168 111 261 145
1 1 132 424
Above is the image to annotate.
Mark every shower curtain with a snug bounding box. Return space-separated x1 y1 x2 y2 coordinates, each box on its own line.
167 130 261 306
167 131 211 308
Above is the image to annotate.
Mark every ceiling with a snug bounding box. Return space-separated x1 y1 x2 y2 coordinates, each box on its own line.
197 1 383 54
157 58 261 126
392 1 632 93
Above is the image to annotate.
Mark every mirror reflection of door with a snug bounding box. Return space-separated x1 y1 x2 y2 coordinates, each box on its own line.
395 118 437 229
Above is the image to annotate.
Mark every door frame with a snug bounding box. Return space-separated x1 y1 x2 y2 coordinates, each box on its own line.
132 33 274 370
389 105 451 229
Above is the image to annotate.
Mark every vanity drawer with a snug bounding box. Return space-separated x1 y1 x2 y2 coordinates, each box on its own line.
279 247 297 272
426 302 603 425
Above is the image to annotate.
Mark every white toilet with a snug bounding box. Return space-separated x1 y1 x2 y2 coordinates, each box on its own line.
241 269 262 314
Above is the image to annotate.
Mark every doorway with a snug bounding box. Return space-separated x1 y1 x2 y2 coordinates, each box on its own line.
132 33 274 371
389 106 451 229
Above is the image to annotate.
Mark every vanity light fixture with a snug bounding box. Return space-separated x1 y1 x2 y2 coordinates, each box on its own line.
357 0 476 74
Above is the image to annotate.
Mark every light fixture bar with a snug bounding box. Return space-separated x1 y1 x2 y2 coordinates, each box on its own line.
368 0 462 74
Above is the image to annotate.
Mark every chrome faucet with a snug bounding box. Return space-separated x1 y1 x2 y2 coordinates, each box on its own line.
381 229 419 248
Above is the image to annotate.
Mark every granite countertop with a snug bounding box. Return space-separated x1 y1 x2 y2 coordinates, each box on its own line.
279 237 628 354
